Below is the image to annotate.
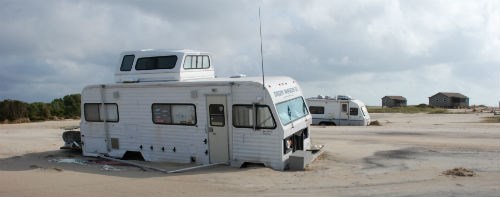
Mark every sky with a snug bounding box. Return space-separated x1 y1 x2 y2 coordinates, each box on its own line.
0 0 499 106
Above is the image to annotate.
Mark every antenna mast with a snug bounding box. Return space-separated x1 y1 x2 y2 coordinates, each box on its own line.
259 7 265 89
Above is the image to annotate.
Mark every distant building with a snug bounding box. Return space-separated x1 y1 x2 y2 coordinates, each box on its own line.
382 96 407 107
429 92 469 108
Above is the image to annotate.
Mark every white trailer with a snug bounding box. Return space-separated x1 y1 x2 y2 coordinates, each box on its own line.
306 95 370 126
80 49 313 170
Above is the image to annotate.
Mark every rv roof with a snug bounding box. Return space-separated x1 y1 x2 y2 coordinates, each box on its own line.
120 49 210 57
89 76 302 103
113 76 293 86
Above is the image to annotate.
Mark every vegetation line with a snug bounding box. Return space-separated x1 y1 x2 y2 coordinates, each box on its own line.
368 104 450 114
0 94 81 123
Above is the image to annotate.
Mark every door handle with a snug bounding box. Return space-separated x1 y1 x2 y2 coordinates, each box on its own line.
208 127 214 133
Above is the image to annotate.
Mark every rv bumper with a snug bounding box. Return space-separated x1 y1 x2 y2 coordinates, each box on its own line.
288 144 325 170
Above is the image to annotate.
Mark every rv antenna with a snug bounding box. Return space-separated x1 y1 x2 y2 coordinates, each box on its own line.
259 7 265 89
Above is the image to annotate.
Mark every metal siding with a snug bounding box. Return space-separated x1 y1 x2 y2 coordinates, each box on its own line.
229 85 285 169
232 129 283 169
306 98 368 125
81 85 212 165
81 80 308 170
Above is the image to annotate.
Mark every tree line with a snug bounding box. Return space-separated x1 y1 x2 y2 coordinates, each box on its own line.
0 94 81 123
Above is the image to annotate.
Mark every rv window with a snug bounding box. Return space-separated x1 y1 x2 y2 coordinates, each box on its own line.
152 104 196 125
84 104 100 122
233 105 253 128
209 104 225 127
350 108 358 116
276 97 309 126
196 56 203 69
183 55 210 69
256 106 276 129
183 56 193 69
309 106 325 114
152 104 172 124
84 103 119 122
120 55 135 71
341 104 348 112
136 56 177 70
202 56 210 68
103 104 119 122
232 105 276 129
171 105 194 124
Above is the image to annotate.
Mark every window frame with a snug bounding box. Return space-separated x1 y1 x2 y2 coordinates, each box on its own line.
151 103 197 126
209 104 225 127
120 55 135 71
232 104 277 129
135 55 178 70
309 106 325 114
102 103 119 122
255 105 277 129
232 105 254 128
275 96 309 126
183 55 211 69
349 107 359 116
84 103 100 122
83 103 119 122
341 103 348 113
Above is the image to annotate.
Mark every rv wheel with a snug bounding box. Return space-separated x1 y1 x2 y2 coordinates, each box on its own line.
319 122 335 126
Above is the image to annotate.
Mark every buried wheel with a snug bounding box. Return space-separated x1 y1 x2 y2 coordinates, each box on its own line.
319 122 335 126
61 130 82 150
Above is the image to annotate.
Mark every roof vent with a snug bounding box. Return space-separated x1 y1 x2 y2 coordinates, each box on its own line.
336 95 352 100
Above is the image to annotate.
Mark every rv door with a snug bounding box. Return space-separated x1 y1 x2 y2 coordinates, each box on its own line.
206 95 229 163
340 102 349 125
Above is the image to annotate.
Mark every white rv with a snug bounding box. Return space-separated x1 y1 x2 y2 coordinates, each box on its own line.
306 95 370 126
80 49 312 170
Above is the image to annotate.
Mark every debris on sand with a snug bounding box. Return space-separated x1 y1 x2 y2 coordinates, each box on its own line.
370 120 382 126
49 158 87 165
29 164 41 169
442 167 475 177
52 167 64 172
101 165 121 171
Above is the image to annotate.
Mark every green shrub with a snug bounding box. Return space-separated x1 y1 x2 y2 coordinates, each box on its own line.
0 94 81 123
28 102 52 121
0 100 29 121
62 94 81 118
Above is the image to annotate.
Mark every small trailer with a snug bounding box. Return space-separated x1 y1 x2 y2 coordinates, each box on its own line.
306 95 370 126
80 49 316 170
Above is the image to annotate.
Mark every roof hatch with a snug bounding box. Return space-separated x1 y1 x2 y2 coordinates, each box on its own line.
114 49 215 83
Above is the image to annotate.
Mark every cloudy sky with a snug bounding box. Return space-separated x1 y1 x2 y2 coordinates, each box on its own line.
1 0 499 106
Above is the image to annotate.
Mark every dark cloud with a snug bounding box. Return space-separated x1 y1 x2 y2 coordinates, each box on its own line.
0 0 498 105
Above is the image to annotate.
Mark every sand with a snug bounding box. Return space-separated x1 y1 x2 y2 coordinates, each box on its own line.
0 113 499 197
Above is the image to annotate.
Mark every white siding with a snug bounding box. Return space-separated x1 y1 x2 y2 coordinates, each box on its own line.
81 85 219 165
81 78 310 170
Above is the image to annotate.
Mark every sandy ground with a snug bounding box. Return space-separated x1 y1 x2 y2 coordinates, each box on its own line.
0 113 499 197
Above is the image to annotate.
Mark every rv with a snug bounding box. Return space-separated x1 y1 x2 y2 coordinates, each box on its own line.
306 95 370 126
80 49 312 170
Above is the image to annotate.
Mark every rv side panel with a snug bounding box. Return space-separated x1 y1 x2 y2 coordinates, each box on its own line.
81 85 236 165
229 84 284 169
